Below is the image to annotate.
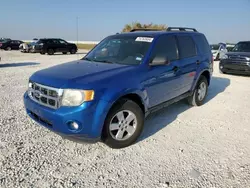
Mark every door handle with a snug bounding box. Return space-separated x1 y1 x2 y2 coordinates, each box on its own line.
172 66 179 72
196 60 200 65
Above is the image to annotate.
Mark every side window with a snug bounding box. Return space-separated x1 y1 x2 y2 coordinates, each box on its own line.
177 36 196 58
59 39 67 44
194 35 210 54
150 35 178 63
53 40 59 44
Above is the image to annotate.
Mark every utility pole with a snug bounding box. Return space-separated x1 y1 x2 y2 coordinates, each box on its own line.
76 16 79 46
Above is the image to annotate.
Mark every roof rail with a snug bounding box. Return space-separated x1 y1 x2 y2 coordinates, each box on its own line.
130 28 164 32
167 27 197 32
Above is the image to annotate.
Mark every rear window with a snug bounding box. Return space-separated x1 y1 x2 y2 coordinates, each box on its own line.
194 35 211 54
177 36 196 58
210 44 219 50
37 39 46 44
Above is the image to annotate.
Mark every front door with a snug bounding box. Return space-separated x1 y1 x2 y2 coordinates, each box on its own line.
143 35 183 108
58 39 68 52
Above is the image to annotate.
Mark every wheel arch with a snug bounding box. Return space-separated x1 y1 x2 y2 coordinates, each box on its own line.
201 70 211 86
191 69 211 92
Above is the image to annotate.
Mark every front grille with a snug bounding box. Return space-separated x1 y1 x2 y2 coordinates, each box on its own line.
228 55 248 61
224 63 250 71
28 82 63 109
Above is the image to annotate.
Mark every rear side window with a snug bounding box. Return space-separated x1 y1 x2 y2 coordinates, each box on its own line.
150 35 178 62
177 36 196 58
194 35 211 54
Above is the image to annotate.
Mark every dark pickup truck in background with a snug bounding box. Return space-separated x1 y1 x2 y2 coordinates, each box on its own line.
219 41 250 75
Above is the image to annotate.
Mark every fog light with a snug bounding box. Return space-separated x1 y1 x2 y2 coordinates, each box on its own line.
69 121 79 130
220 65 223 69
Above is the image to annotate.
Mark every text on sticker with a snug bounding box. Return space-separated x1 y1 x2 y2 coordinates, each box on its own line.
135 37 153 43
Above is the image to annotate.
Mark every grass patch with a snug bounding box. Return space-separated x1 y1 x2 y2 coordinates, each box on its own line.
76 43 96 50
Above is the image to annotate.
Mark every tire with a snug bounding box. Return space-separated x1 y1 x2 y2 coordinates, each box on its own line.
5 47 11 51
47 49 54 55
219 69 225 74
188 75 208 106
62 52 67 54
102 99 144 148
70 48 76 54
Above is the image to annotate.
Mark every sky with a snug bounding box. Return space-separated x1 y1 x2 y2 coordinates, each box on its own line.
0 0 249 44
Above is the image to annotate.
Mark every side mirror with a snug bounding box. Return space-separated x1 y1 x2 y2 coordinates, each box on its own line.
150 57 169 66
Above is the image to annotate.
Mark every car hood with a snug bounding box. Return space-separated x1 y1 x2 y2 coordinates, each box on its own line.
30 60 135 88
226 52 250 58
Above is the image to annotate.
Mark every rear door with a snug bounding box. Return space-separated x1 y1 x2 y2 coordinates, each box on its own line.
144 35 183 107
176 35 198 94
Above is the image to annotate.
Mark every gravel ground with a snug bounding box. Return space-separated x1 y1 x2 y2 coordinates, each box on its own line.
0 50 250 188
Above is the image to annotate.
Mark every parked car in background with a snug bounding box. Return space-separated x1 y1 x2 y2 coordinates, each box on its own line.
20 41 39 53
219 41 250 75
210 43 227 60
28 42 38 53
24 27 213 148
34 38 78 55
0 38 11 43
0 40 24 51
226 44 235 52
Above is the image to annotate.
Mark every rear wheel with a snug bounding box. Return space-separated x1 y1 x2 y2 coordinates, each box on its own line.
5 47 11 51
47 49 54 55
102 99 144 148
188 75 208 106
70 48 76 54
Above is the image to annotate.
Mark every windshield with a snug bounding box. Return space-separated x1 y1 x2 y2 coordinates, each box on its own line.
83 35 153 65
210 44 220 50
232 42 250 52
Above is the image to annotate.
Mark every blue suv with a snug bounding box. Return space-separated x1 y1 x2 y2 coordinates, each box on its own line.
23 27 213 148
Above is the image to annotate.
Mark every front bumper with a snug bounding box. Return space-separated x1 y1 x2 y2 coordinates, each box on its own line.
219 60 250 75
23 92 110 142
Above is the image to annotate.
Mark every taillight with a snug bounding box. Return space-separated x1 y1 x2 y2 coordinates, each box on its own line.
0 43 2 47
210 55 214 73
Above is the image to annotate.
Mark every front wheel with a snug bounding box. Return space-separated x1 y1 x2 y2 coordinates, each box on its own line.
47 49 54 55
188 75 208 106
70 48 76 54
102 99 144 148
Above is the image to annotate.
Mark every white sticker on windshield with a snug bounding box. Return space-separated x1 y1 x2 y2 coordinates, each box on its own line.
135 37 153 43
136 57 142 61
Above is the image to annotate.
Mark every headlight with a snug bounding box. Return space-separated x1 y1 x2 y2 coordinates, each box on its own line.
246 57 250 61
221 55 228 59
61 89 94 106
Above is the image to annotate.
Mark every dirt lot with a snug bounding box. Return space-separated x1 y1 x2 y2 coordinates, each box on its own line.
0 50 250 188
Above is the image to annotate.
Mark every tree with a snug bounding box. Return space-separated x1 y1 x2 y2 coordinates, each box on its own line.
122 22 167 32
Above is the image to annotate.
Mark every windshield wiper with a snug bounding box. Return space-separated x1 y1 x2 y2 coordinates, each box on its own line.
82 57 114 64
93 60 114 64
82 57 93 61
